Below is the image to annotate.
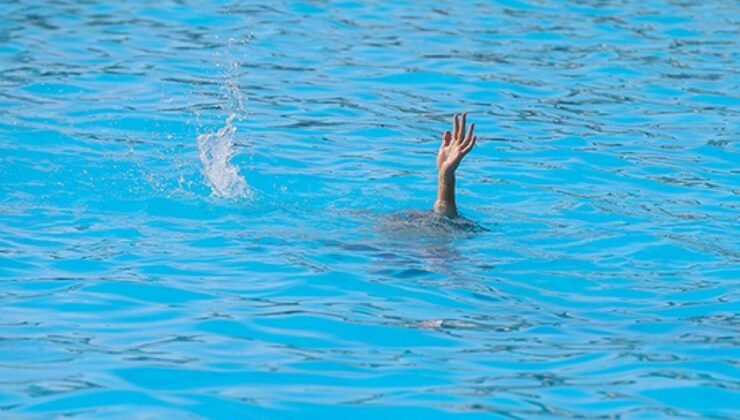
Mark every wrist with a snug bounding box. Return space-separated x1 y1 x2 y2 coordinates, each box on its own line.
438 171 455 181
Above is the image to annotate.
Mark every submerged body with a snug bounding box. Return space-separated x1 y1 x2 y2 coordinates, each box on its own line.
386 210 487 235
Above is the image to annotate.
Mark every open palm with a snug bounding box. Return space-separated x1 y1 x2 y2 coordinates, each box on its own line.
437 112 476 177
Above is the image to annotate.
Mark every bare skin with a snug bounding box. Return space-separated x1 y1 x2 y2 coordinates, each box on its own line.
434 113 477 218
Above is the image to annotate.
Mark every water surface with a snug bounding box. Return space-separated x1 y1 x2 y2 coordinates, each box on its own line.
1 0 739 418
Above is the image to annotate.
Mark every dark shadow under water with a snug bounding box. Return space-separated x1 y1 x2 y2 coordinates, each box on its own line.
382 210 489 238
371 210 491 274
320 208 490 275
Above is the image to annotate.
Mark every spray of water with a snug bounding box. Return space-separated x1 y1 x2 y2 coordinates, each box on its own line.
196 34 253 200
197 111 250 200
195 52 252 200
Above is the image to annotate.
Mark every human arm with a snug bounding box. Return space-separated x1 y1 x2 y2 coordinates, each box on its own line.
433 113 477 218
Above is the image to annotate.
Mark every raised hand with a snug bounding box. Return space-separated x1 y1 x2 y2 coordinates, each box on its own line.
437 112 477 179
433 112 477 218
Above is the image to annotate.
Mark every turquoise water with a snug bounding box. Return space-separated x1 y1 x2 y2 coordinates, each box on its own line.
1 0 739 417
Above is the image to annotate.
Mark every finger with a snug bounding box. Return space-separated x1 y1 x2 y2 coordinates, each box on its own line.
463 136 477 155
460 122 475 148
452 113 459 140
443 130 452 146
459 112 467 142
466 122 475 142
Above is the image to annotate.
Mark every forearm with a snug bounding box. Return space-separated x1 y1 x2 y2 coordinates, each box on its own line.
433 172 458 218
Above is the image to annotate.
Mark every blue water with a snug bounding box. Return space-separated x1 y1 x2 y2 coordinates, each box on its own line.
1 0 739 418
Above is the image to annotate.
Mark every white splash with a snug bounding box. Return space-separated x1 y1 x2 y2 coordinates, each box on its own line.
197 113 250 199
197 33 252 200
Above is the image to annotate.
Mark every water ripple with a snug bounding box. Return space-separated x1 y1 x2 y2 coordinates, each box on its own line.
1 0 739 417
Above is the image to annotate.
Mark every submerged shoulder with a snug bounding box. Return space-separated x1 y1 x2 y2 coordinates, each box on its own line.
385 210 488 234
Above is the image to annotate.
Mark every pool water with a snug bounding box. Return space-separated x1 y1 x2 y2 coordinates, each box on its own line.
1 0 739 418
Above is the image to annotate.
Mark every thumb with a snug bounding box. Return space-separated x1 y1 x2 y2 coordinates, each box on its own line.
442 130 452 146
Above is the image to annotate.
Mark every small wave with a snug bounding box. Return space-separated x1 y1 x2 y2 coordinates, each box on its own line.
197 113 251 200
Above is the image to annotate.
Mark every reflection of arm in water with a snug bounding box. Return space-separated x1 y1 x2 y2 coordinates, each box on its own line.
434 113 477 218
